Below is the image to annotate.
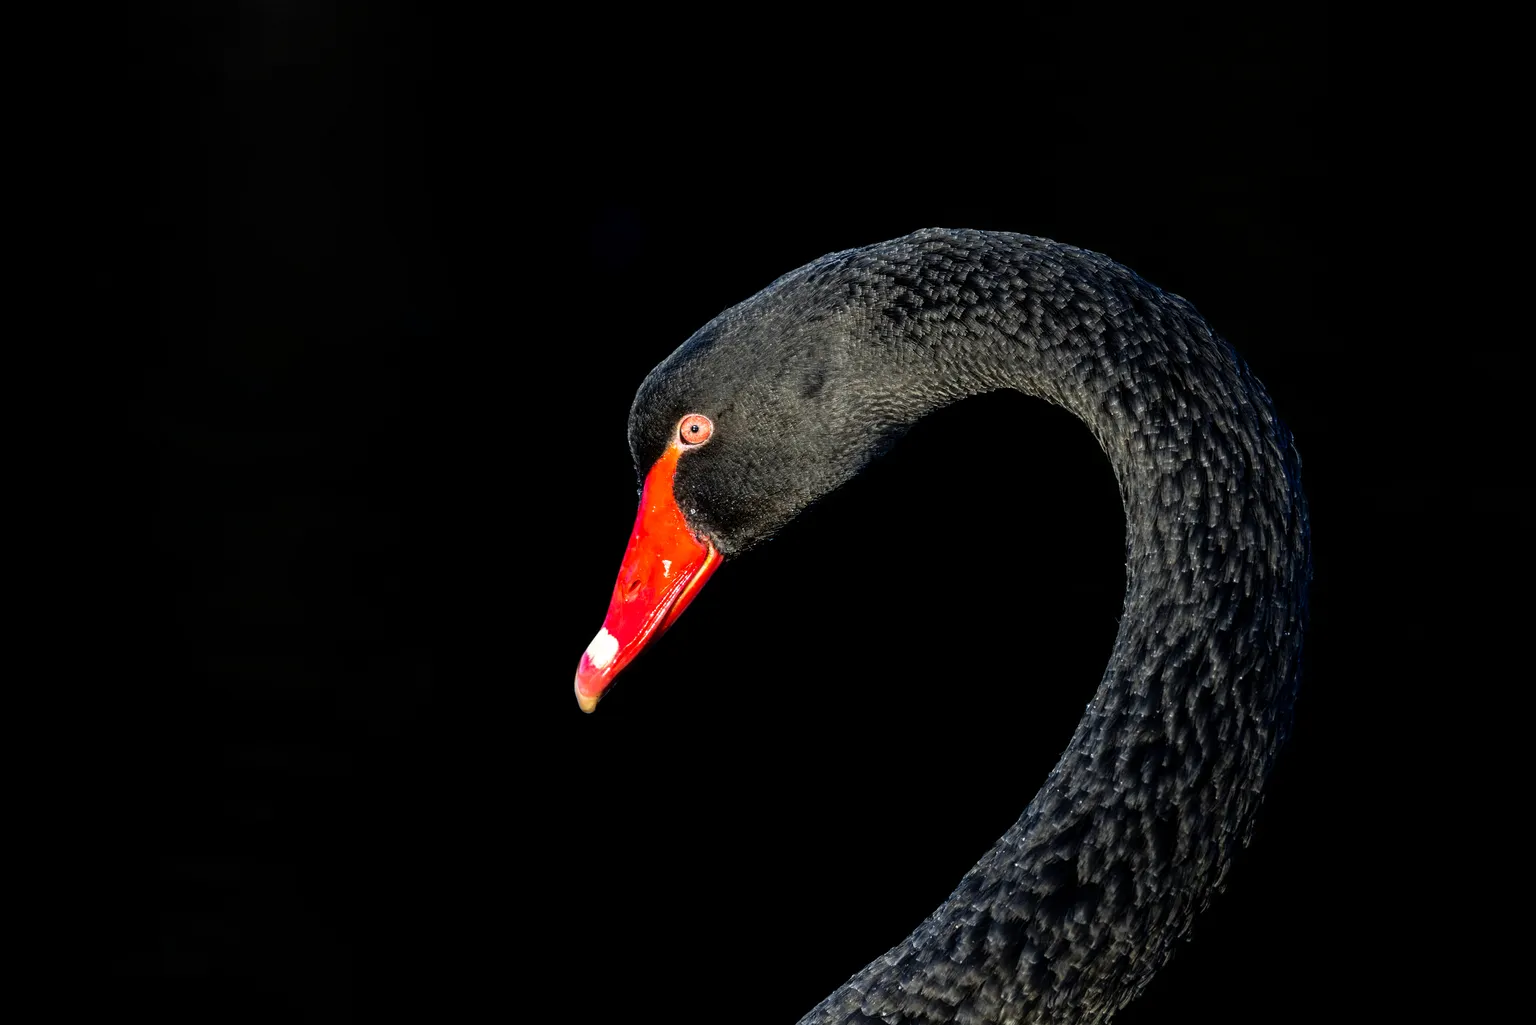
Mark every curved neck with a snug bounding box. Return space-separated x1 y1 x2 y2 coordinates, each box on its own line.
797 231 1311 1023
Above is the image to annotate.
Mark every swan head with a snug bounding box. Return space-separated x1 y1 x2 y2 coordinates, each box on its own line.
575 262 912 711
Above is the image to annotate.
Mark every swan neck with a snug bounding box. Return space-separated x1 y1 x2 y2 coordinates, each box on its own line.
796 230 1310 1024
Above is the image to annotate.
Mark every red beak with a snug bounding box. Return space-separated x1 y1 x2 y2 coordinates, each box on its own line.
574 443 722 712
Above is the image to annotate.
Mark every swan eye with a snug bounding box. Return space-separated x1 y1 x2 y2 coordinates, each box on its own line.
677 413 714 447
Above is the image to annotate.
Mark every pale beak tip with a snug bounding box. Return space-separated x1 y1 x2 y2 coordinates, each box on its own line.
574 674 600 714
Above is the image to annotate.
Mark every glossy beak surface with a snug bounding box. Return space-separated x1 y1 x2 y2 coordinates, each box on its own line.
575 444 721 711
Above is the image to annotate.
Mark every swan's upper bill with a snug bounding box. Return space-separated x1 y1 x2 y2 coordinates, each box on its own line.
574 432 721 712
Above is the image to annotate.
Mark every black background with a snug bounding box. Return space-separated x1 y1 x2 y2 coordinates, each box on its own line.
115 7 1516 1023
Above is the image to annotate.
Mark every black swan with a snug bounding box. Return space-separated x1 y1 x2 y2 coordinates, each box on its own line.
574 229 1310 1023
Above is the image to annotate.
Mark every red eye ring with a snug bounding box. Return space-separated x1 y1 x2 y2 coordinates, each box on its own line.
677 413 714 447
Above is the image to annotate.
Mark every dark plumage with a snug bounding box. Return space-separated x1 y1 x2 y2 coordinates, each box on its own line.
620 229 1310 1023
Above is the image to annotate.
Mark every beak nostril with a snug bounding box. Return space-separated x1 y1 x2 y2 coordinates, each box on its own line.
623 577 642 598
